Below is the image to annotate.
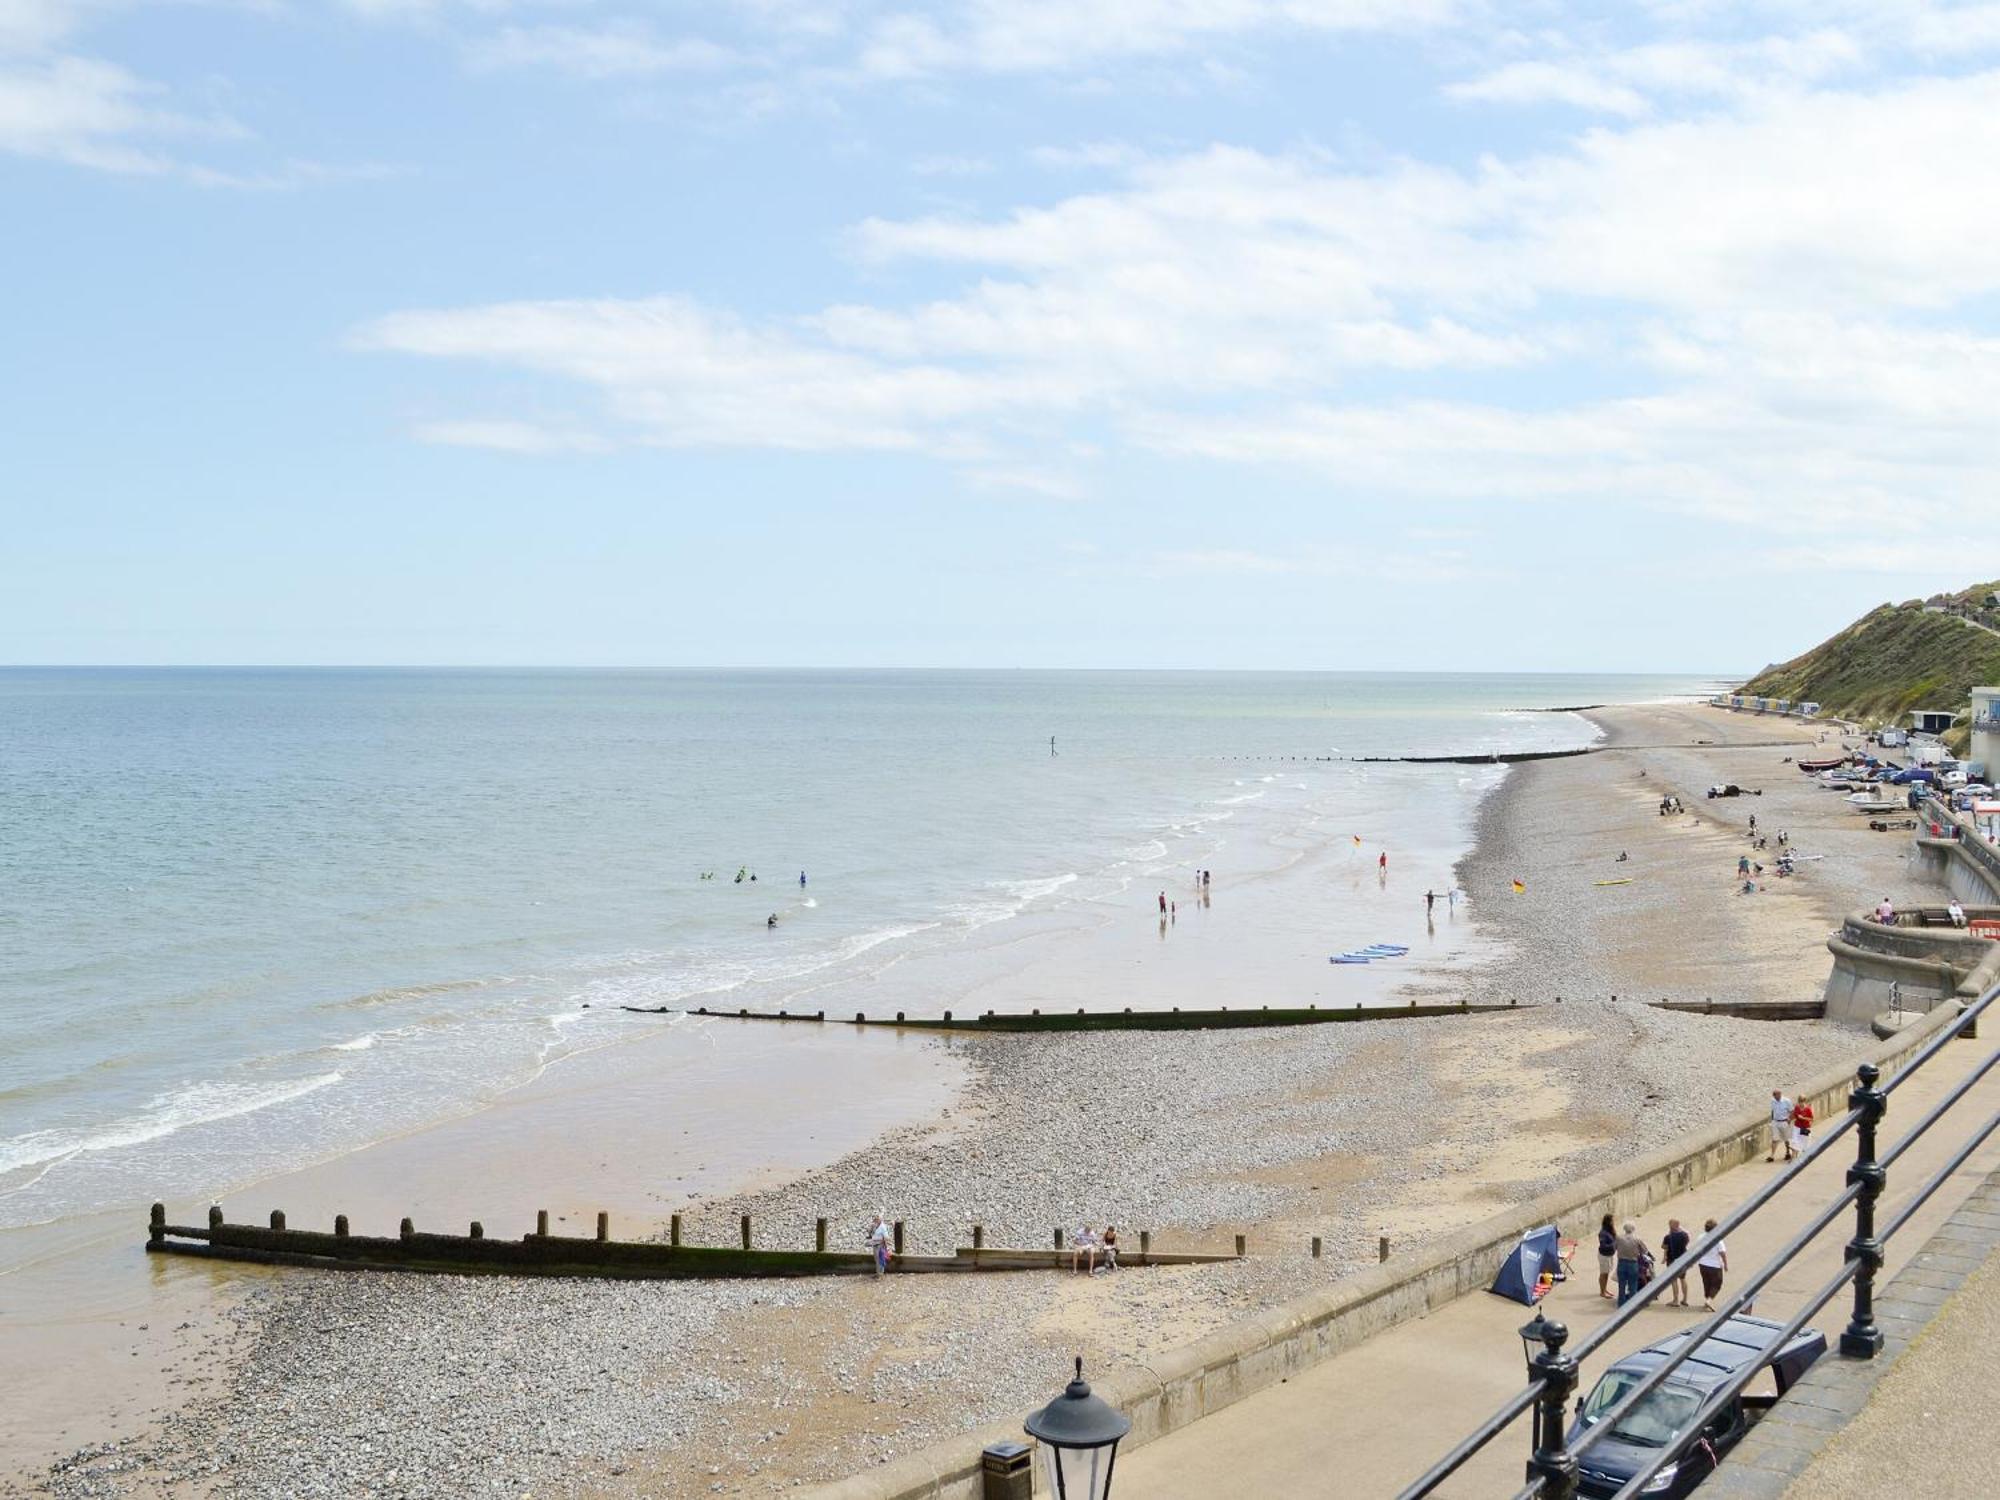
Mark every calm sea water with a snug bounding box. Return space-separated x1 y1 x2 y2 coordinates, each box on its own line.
0 669 1720 1233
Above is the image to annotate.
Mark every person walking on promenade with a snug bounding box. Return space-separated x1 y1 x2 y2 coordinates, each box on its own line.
1597 1213 1617 1300
1790 1093 1815 1157
1662 1219 1692 1307
1767 1089 1793 1161
1614 1221 1650 1306
1698 1221 1728 1311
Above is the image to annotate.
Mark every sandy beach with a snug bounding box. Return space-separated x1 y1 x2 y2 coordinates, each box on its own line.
33 702 1941 1499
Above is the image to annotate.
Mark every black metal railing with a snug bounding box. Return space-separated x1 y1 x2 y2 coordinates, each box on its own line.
1397 980 1999 1500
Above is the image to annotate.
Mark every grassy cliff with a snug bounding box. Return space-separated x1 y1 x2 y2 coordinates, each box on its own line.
1742 580 2000 730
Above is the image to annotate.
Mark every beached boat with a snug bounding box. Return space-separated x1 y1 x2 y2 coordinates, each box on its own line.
1847 790 1904 813
1796 757 1846 773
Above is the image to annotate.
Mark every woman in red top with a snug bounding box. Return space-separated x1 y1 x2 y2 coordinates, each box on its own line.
1789 1096 1814 1160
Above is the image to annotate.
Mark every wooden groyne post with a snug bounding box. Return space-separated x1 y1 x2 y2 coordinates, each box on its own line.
816 1217 829 1252
740 1214 752 1251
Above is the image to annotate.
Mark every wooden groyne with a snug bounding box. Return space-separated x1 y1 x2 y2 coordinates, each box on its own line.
145 1206 1244 1280
1649 997 1827 1022
625 999 1534 1032
1357 746 1598 766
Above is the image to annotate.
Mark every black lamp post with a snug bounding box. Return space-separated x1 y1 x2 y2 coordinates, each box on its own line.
1024 1356 1130 1500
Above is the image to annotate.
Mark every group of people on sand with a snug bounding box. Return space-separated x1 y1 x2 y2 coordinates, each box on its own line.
1070 1224 1118 1274
1656 795 1684 815
1597 1213 1730 1311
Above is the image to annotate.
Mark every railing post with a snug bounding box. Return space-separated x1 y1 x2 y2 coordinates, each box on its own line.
1841 1061 1888 1358
1526 1319 1579 1500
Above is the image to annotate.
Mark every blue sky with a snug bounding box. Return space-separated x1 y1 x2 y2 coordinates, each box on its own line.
7 0 2000 670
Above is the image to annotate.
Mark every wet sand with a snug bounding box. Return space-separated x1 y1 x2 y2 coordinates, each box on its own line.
27 703 1946 1498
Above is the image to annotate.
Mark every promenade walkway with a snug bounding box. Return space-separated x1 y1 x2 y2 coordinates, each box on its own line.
1116 1034 2000 1498
1779 1221 2000 1497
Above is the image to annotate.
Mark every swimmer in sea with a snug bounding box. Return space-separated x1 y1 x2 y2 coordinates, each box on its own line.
767 913 778 928
799 871 807 887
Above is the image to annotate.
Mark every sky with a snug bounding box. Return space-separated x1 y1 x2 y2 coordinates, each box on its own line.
6 0 2000 671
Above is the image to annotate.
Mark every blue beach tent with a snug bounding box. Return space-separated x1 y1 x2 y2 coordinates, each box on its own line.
1488 1225 1564 1305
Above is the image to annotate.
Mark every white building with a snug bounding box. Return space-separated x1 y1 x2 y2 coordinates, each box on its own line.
1972 686 2000 779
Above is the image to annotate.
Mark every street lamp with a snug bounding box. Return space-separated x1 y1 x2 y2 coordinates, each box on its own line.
1518 1310 1551 1379
1024 1356 1130 1500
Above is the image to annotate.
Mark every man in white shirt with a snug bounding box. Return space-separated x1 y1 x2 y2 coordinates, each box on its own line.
1697 1220 1729 1311
1767 1090 1792 1162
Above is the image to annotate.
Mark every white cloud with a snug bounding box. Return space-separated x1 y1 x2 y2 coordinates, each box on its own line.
411 418 609 453
853 0 1456 79
1448 61 1652 117
465 24 740 78
0 53 243 173
1449 32 1865 117
354 29 2000 545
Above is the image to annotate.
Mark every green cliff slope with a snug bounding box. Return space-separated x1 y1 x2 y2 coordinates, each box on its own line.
1741 581 2000 728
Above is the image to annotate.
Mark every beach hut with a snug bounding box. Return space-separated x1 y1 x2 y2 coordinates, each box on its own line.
1488 1225 1564 1305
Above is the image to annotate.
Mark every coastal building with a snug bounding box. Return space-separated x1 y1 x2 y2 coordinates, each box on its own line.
1972 687 2000 777
1908 708 1961 737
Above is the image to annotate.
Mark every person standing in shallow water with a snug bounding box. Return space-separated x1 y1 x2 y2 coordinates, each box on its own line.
1158 891 1167 915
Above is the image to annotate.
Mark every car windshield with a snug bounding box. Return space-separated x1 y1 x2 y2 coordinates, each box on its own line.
1579 1371 1705 1449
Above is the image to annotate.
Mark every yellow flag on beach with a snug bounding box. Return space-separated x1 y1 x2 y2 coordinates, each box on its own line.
1511 879 1526 894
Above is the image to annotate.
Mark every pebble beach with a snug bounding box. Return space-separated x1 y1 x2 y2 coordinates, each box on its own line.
40 702 1932 1499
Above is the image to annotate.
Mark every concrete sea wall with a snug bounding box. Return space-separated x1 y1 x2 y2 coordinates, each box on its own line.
806 1003 1967 1500
1823 908 2000 1028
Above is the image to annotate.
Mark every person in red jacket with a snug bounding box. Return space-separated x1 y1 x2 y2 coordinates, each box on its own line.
1789 1094 1815 1160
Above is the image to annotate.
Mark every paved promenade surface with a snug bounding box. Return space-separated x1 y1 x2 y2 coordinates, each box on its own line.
1778 1203 2000 1497
1116 1032 2000 1498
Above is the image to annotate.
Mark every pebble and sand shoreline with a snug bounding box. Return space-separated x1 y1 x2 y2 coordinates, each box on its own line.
41 703 1930 1498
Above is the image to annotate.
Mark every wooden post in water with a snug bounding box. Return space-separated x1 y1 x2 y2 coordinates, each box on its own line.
335 1215 349 1237
400 1217 414 1240
893 1220 905 1255
150 1203 165 1246
1311 1236 1322 1259
208 1205 223 1232
670 1214 682 1247
741 1214 752 1250
470 1222 483 1240
815 1218 828 1253
536 1210 549 1237
268 1209 285 1231
595 1211 609 1242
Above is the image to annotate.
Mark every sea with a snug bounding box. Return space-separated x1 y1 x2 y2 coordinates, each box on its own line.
0 668 1723 1249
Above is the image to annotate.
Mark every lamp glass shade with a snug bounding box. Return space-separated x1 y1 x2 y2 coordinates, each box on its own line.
1043 1440 1118 1500
1519 1312 1548 1377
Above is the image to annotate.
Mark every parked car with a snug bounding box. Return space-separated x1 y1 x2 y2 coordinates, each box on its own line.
1568 1316 1827 1499
1942 769 1970 788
